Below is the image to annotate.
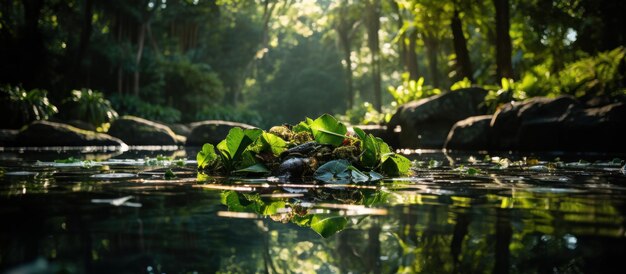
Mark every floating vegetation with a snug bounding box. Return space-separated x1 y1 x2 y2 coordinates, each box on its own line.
197 114 411 182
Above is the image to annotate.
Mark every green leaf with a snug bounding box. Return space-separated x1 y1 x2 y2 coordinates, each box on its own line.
309 114 347 146
197 143 218 169
310 214 348 238
360 134 380 168
352 127 367 141
219 127 263 160
233 163 270 175
347 165 370 183
258 132 287 156
380 154 411 176
314 159 351 183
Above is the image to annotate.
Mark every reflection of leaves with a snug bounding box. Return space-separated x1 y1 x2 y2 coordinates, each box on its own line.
233 163 270 175
380 154 411 176
310 214 348 238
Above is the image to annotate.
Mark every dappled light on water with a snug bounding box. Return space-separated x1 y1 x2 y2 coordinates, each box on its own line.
0 149 625 273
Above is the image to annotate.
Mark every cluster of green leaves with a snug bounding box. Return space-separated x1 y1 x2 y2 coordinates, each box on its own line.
483 78 529 113
59 89 118 130
197 114 411 181
388 74 442 105
0 85 58 129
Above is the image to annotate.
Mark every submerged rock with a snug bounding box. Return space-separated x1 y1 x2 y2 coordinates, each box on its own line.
108 116 178 146
387 87 488 148
15 121 125 147
186 120 256 146
445 115 492 150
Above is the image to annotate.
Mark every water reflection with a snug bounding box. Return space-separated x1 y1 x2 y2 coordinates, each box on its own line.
0 150 625 273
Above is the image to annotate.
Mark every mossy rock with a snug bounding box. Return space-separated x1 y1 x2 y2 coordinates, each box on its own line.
108 116 178 146
15 121 125 147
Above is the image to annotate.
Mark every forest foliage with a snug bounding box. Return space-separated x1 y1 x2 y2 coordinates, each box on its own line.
1 0 624 128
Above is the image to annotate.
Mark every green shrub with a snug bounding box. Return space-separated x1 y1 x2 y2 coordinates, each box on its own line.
109 94 181 124
59 89 118 131
387 74 442 105
483 78 528 113
557 46 625 98
0 85 58 129
337 102 395 125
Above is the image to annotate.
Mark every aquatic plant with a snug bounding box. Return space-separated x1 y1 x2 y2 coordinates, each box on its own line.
197 114 411 181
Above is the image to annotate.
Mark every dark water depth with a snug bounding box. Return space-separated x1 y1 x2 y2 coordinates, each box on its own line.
0 149 625 274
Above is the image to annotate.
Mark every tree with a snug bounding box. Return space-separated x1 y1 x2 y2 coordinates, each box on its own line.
493 0 514 79
450 8 473 81
364 0 382 112
332 1 361 109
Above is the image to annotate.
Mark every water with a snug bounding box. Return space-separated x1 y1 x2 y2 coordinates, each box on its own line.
0 148 625 274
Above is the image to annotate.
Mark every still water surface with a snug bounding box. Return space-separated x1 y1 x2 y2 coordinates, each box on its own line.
0 148 625 273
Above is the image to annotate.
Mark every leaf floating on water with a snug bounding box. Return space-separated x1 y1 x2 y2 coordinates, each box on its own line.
90 173 137 179
91 196 141 207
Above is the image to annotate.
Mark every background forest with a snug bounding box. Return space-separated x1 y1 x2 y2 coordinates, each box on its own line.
1 0 625 129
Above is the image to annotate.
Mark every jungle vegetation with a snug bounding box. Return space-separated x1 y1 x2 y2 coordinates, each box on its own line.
1 0 625 128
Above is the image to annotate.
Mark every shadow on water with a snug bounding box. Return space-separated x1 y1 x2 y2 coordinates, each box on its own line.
0 148 625 273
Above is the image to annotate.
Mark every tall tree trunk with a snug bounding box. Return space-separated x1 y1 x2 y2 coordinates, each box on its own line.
366 0 382 112
424 37 439 87
343 44 354 109
493 0 514 79
134 23 146 96
451 9 473 81
74 0 94 87
20 0 44 87
407 28 420 81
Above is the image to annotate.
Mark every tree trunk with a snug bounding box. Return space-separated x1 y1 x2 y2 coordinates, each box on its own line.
407 28 420 81
424 37 439 88
343 44 354 109
451 9 473 81
75 0 94 87
134 23 146 96
493 0 514 79
366 0 382 112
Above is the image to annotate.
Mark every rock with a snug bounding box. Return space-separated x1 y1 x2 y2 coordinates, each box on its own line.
444 115 493 150
487 96 626 152
49 118 96 131
186 120 257 146
387 87 488 148
349 125 399 148
490 96 581 150
107 116 178 146
0 129 19 146
168 123 192 137
517 102 626 151
15 121 125 147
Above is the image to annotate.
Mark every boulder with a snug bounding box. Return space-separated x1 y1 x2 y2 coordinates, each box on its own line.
517 102 626 151
186 120 257 146
444 115 493 150
0 129 19 146
49 118 96 131
108 116 178 146
489 96 581 150
15 121 125 147
168 123 192 137
387 87 488 148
